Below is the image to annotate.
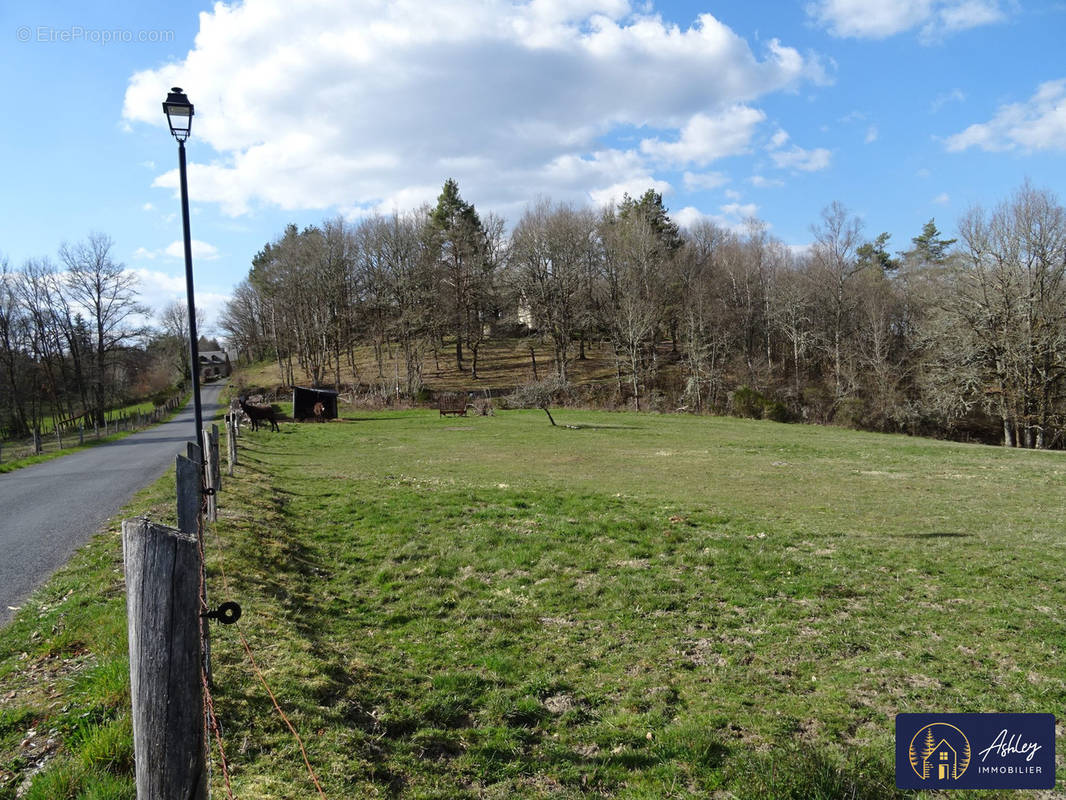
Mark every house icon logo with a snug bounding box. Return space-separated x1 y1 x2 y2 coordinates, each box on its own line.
908 723 972 781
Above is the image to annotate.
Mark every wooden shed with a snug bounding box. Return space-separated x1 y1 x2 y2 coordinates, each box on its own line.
292 386 339 421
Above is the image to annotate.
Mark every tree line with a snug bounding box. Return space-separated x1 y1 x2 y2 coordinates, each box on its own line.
0 233 214 439
219 178 1066 448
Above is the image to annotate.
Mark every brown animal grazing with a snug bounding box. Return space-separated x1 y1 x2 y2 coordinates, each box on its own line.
239 397 280 432
312 401 325 422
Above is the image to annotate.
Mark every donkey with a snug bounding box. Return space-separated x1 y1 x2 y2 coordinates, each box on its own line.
239 397 280 432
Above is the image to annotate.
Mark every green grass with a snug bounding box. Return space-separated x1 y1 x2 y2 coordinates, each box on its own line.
2 406 1064 798
0 396 187 475
0 472 178 799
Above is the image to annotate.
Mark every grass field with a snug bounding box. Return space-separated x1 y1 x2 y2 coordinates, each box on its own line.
1 406 1064 798
0 396 186 475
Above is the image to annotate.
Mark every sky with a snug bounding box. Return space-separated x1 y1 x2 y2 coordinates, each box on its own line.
2 0 1065 334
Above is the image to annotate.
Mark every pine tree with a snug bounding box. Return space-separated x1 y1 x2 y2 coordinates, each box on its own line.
921 727 937 778
857 231 900 272
430 179 487 372
910 218 956 264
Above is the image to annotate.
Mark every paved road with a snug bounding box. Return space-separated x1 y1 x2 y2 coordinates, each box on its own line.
0 382 227 626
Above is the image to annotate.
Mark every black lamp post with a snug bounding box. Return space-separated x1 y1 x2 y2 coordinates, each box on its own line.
162 87 203 442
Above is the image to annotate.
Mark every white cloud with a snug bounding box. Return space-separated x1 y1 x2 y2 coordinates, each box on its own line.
142 202 155 212
640 106 766 167
683 171 730 191
770 144 832 171
133 240 221 263
807 0 1008 40
749 175 784 188
931 88 966 112
130 268 231 331
673 206 712 230
588 178 672 209
933 192 950 204
865 125 878 143
945 79 1066 153
769 129 790 149
721 202 759 218
124 1 820 217
674 202 763 234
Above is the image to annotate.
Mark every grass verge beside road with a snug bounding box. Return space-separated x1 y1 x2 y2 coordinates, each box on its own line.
0 473 177 799
1 407 1064 798
0 396 188 475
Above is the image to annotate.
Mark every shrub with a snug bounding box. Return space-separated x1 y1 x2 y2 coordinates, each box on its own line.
833 396 868 429
762 400 791 423
731 386 767 419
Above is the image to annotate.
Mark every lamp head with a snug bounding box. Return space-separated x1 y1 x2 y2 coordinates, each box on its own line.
162 87 194 142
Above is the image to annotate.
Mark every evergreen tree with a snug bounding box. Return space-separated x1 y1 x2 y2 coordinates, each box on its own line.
857 232 900 272
910 218 956 264
430 179 487 372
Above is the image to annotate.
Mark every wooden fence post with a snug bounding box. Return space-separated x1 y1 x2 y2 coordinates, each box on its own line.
210 424 221 494
227 415 237 476
78 424 84 446
122 517 208 800
33 428 41 455
201 430 218 523
177 450 211 688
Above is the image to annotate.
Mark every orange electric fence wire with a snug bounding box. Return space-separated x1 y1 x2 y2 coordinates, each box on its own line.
198 496 237 799
200 451 329 800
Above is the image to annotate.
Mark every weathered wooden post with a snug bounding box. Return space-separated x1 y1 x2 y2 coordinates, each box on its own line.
210 424 221 494
178 449 211 687
226 415 237 476
55 425 62 450
201 430 217 523
122 516 208 800
78 424 84 446
33 427 42 455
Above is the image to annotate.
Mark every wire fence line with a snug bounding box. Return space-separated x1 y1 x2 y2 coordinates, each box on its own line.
124 408 328 799
0 394 185 464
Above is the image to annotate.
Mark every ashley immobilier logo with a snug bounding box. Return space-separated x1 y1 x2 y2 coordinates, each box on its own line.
896 713 1056 790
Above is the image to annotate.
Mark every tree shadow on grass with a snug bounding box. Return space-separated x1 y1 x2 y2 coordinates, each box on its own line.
561 423 643 430
726 744 903 800
899 532 973 539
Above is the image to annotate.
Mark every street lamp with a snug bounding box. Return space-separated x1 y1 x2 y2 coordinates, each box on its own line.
162 87 203 442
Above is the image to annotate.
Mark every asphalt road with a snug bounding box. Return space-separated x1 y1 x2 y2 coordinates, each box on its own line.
0 382 227 627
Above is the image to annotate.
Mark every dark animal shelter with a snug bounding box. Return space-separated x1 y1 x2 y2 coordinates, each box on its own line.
292 387 339 421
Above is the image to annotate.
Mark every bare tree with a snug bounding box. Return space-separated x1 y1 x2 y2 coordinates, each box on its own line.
953 182 1066 447
510 200 594 381
60 233 147 426
159 300 206 386
809 202 865 402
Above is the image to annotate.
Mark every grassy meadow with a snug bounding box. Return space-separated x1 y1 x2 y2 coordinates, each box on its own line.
1 404 1064 798
0 396 186 474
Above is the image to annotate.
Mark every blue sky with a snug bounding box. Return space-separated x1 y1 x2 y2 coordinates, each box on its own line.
2 0 1064 332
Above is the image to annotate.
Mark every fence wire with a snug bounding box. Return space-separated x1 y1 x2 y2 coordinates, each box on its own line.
198 419 328 799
